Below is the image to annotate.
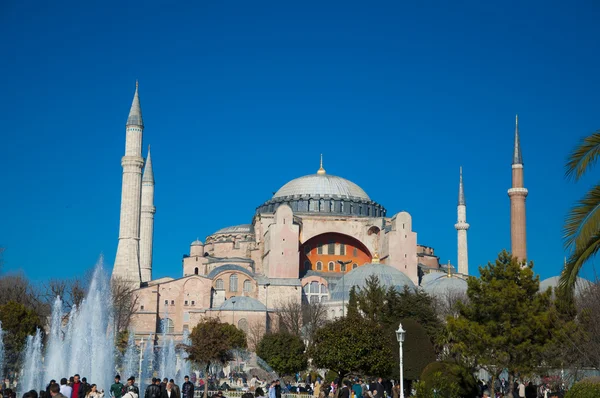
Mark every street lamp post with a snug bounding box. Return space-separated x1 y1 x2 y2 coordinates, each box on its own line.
396 323 406 398
337 260 352 316
264 283 271 332
232 299 237 325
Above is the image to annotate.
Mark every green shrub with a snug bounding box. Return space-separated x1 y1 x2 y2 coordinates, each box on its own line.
565 378 600 398
420 362 478 398
413 374 460 398
325 370 338 383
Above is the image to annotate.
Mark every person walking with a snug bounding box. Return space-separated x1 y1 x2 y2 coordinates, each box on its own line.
181 377 193 398
110 376 124 398
60 379 72 398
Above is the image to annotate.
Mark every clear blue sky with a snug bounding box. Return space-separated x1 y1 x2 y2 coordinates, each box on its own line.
1 0 599 283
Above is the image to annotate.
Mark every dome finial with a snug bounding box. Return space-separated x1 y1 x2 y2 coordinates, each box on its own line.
447 260 452 278
372 252 380 264
317 154 326 175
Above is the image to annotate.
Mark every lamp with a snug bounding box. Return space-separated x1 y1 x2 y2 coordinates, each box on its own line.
396 323 406 398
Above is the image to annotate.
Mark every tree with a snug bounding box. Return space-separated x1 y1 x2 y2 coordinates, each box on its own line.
256 331 307 376
561 131 600 294
447 250 555 396
310 315 393 377
111 277 140 334
246 319 266 351
0 273 45 316
0 301 43 371
276 298 328 349
399 318 436 382
185 317 247 398
347 286 360 319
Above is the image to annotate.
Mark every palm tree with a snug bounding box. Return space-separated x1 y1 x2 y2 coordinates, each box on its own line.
561 131 600 293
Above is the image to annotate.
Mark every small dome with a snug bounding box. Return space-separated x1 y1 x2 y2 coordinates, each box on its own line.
539 276 592 296
422 274 468 297
212 224 254 235
220 296 266 312
329 263 415 302
191 239 203 246
273 174 370 200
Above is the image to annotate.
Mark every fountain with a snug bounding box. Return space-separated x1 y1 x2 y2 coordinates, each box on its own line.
122 332 139 384
140 334 154 392
45 297 65 382
178 330 191 379
19 257 116 393
20 329 43 393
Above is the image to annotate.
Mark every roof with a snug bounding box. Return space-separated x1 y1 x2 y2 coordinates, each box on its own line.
421 274 468 296
539 275 592 296
212 224 254 235
329 262 415 302
273 173 370 200
126 82 143 127
191 239 203 246
207 264 254 280
220 296 266 312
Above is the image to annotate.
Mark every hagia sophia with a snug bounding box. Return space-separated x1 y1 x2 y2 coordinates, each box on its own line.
111 83 538 341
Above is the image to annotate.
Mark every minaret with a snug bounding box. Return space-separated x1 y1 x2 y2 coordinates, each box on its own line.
139 146 155 283
113 82 144 284
455 167 469 275
508 115 528 262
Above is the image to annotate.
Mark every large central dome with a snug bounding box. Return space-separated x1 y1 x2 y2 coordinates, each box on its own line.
273 173 370 200
256 158 386 217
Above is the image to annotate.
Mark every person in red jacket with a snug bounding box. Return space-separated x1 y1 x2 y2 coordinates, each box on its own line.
71 375 81 398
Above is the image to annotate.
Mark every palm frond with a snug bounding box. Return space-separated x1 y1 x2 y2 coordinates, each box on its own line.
565 131 600 181
560 234 600 295
563 184 600 250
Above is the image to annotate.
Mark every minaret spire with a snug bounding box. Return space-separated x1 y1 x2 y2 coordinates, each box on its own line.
113 82 145 285
140 145 156 283
508 115 528 262
317 154 326 175
458 166 465 206
127 81 144 127
513 114 522 165
455 167 469 275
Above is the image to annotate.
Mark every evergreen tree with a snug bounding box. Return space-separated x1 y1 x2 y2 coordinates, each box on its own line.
256 331 307 376
0 301 42 371
185 318 247 398
347 286 360 319
447 250 554 396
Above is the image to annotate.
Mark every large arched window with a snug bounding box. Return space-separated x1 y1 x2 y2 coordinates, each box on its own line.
229 274 238 292
328 261 334 271
215 279 224 290
161 318 175 334
243 280 252 293
302 281 329 303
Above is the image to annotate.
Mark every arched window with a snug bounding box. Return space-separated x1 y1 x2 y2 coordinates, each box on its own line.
340 201 345 213
319 199 324 211
340 243 346 255
353 263 358 269
243 280 252 293
320 284 328 294
215 279 224 290
328 261 334 271
310 281 319 293
328 240 335 255
161 318 175 334
329 201 334 212
238 318 248 333
341 263 347 272
304 260 311 270
194 267 199 275
229 274 238 292
316 261 322 271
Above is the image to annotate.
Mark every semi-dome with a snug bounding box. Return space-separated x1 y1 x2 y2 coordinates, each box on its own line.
273 173 370 201
220 296 266 312
329 262 415 302
212 224 254 235
422 274 468 296
539 276 592 296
